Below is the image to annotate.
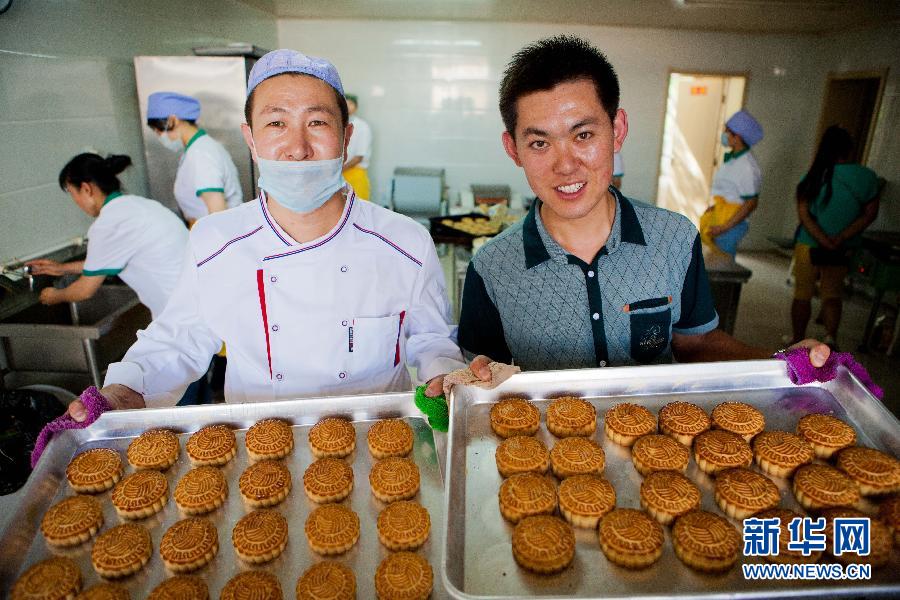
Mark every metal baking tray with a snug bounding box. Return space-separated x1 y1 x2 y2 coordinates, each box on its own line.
442 360 900 599
0 392 450 598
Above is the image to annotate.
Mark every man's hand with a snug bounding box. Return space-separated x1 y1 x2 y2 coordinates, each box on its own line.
67 384 145 422
787 338 831 367
39 287 61 305
423 354 493 397
26 258 67 276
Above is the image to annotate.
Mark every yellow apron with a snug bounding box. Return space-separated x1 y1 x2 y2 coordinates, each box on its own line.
699 195 742 254
343 166 371 201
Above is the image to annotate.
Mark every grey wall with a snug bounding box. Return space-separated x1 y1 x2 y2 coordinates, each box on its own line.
0 0 277 266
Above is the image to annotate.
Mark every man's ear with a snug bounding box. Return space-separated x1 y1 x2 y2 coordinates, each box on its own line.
240 123 258 161
612 108 628 153
167 115 178 131
501 130 522 167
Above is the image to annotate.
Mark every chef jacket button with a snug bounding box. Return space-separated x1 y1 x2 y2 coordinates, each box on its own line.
588 270 595 278
341 320 348 326
271 324 279 332
275 373 283 381
592 312 600 320
600 360 607 367
340 265 349 273
270 275 278 283
338 371 347 379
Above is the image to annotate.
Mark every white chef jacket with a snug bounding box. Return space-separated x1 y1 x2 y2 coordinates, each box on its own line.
173 130 243 221
710 149 761 205
104 189 466 406
82 192 189 318
346 115 372 169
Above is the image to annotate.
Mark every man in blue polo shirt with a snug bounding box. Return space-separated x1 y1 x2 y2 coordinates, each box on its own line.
458 36 829 369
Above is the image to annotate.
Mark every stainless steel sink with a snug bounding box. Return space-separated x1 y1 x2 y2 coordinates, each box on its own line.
0 286 150 390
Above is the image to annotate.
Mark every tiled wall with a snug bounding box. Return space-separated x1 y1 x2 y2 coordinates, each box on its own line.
278 19 899 249
0 0 277 266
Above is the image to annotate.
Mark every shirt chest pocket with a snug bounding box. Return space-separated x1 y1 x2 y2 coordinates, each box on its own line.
625 297 672 364
351 313 403 377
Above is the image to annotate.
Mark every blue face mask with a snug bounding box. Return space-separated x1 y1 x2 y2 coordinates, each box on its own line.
254 140 346 214
721 132 730 147
158 131 184 153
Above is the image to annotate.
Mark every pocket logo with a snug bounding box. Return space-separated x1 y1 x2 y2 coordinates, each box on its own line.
639 324 665 351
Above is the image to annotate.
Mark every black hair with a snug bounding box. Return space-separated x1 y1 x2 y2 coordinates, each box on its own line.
146 118 197 132
796 125 854 208
244 73 349 130
58 153 132 195
499 35 620 136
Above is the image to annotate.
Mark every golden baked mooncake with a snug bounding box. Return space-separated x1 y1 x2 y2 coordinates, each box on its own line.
308 417 356 459
693 430 753 475
304 457 354 503
878 494 900 547
604 403 656 446
305 503 361 556
377 500 431 551
495 435 549 478
40 495 103 547
367 419 414 459
11 557 81 600
239 459 292 507
174 466 228 515
631 434 690 476
658 401 710 446
74 582 130 600
558 474 616 528
232 509 289 564
127 429 179 471
640 470 701 525
546 396 596 437
146 576 208 600
672 510 740 572
821 507 893 567
753 430 814 478
714 467 780 519
550 436 605 478
489 398 540 439
296 561 356 600
711 402 765 441
186 425 236 466
374 552 432 600
792 464 861 511
511 515 576 574
66 448 123 493
836 446 900 496
754 508 822 564
598 509 665 569
499 472 557 523
159 517 219 573
245 418 294 461
369 457 420 503
91 523 152 579
221 570 283 600
796 414 856 458
110 469 168 520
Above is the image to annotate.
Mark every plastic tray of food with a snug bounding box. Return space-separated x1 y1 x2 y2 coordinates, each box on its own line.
0 391 450 598
430 214 495 240
442 360 900 599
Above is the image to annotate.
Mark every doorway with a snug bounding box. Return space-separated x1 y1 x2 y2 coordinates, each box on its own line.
817 72 885 164
656 72 747 226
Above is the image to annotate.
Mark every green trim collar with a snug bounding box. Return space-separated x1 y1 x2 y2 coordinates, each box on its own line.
102 191 123 206
185 129 207 151
724 147 750 163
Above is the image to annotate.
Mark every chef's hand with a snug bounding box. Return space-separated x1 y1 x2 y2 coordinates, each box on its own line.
39 287 61 305
26 258 66 276
423 354 493 397
67 384 145 422
787 339 831 368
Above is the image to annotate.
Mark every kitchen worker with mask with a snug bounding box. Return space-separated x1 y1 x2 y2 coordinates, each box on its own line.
65 49 468 419
342 94 372 200
28 153 188 319
458 36 830 372
146 92 243 225
699 110 764 257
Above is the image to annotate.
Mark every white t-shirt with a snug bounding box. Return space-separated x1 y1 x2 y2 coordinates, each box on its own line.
710 149 761 204
613 152 624 178
173 131 243 221
346 115 372 169
83 193 189 318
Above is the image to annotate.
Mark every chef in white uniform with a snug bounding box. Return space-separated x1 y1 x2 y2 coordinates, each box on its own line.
146 92 243 225
67 49 468 419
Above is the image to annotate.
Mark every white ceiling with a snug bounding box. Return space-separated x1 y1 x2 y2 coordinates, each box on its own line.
239 0 898 35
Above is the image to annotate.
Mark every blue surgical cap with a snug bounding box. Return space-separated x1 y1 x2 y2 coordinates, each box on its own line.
147 92 201 121
726 110 764 147
247 49 344 98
